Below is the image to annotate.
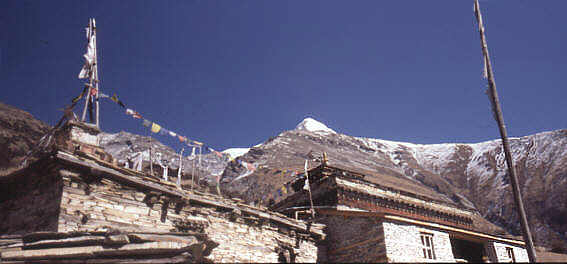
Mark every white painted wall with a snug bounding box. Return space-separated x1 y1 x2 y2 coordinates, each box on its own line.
490 241 529 262
383 221 455 262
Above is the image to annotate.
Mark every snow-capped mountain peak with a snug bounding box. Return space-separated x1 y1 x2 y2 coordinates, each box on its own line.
295 117 336 134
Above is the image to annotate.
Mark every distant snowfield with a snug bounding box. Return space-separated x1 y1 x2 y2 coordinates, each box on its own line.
222 147 250 158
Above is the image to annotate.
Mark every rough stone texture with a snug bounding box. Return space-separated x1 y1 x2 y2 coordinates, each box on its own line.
317 215 386 263
383 221 455 262
0 161 62 234
491 241 529 262
55 167 319 263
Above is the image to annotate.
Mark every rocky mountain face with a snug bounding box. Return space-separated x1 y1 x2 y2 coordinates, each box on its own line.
220 118 567 252
1 102 565 252
99 131 230 189
0 102 50 175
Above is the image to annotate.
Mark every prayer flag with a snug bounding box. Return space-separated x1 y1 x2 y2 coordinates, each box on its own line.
111 93 126 108
132 112 142 119
169 131 176 137
247 162 256 172
303 160 310 191
281 185 287 195
72 87 87 103
126 109 135 115
151 123 161 133
78 22 96 80
191 147 196 157
159 128 169 136
89 88 98 96
178 135 187 143
142 119 151 127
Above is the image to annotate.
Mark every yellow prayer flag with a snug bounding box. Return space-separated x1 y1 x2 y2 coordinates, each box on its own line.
281 185 287 194
151 123 161 133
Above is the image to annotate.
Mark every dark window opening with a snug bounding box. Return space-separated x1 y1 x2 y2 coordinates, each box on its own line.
450 237 486 263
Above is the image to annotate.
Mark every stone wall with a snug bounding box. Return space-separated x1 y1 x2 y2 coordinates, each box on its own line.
491 241 529 262
317 215 387 263
382 221 455 262
57 168 319 262
0 163 62 234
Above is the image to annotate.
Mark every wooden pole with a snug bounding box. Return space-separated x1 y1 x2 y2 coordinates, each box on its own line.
191 146 196 192
304 160 316 218
81 19 93 122
473 1 536 261
177 148 184 187
93 18 100 129
149 134 153 176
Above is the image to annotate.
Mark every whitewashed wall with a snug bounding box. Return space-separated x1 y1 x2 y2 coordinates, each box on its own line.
491 241 529 262
383 221 455 262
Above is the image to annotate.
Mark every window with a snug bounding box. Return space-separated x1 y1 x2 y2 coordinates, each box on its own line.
506 247 516 263
420 232 436 259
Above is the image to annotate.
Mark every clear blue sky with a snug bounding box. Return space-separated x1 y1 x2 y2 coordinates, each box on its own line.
1 0 565 151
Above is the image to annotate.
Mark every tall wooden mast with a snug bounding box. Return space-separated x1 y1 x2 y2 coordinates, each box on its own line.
80 18 100 128
473 1 537 261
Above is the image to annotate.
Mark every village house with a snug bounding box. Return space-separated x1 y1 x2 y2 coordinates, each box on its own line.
270 161 530 263
0 121 324 263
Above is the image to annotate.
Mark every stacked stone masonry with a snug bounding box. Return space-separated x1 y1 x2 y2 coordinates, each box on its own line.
318 215 387 263
57 168 318 263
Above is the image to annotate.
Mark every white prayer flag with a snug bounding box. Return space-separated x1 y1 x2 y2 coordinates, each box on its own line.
303 160 310 191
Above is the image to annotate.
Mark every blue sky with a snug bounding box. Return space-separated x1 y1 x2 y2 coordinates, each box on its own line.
1 0 565 151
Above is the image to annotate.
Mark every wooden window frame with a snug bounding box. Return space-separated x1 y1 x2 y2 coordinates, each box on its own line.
506 247 516 263
420 232 436 260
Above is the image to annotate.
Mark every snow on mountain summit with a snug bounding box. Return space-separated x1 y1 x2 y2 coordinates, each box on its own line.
295 117 336 134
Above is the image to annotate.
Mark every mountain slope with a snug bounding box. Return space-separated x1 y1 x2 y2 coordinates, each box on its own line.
0 102 50 174
220 118 567 251
1 102 565 252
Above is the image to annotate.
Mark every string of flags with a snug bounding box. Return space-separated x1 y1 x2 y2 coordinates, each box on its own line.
79 90 262 173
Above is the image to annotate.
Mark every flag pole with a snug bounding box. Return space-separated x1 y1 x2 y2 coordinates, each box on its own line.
81 19 93 122
304 159 315 218
93 18 100 129
473 1 536 261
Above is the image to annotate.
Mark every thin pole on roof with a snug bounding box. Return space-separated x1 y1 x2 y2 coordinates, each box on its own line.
80 18 100 129
473 0 536 261
304 159 316 219
177 148 184 187
191 147 196 192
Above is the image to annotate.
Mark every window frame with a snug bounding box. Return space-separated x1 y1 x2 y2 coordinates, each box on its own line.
420 232 436 260
505 247 516 263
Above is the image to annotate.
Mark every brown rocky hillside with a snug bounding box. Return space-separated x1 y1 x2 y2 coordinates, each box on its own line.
0 102 50 175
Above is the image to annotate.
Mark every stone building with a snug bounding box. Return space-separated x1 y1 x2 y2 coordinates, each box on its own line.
0 121 324 262
271 162 530 263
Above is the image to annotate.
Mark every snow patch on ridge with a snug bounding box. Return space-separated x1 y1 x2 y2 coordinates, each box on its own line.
222 148 250 158
295 117 336 134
